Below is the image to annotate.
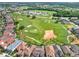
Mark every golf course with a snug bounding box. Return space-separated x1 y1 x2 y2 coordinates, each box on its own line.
11 10 69 46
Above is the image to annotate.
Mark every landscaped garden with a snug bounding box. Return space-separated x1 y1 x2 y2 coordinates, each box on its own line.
0 18 4 36
11 11 69 46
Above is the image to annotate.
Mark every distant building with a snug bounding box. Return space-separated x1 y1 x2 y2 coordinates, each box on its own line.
71 26 79 38
61 19 70 24
23 11 48 16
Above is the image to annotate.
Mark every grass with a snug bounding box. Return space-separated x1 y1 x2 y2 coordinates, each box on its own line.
11 11 69 46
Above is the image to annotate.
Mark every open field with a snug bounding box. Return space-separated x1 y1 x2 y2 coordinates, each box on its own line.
11 11 69 46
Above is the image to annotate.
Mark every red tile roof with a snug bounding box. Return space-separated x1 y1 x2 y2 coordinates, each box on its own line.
3 31 10 36
5 37 15 44
17 42 27 51
0 40 4 43
0 41 8 49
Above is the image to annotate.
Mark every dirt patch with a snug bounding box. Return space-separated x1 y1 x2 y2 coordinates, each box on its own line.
43 30 57 40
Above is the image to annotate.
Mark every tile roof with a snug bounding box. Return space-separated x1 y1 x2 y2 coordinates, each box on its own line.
17 42 27 50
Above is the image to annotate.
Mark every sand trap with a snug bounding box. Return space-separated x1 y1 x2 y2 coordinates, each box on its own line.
25 30 28 32
30 29 38 33
43 30 57 40
18 18 23 21
27 25 32 28
34 29 38 32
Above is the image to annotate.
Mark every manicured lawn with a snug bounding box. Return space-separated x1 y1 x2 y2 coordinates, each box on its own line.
11 12 69 46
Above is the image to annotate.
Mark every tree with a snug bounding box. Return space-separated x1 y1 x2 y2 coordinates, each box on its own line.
55 20 59 23
26 15 30 17
14 21 19 25
23 9 26 11
19 26 25 30
32 15 36 19
0 47 4 54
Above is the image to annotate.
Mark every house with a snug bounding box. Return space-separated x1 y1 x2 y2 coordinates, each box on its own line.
71 26 79 34
73 20 79 25
45 45 55 57
31 46 45 57
16 42 27 51
61 46 73 55
1 11 7 15
3 30 11 36
60 19 70 24
59 17 70 24
0 40 8 49
5 24 15 30
6 40 22 54
5 37 15 45
70 17 78 20
53 45 64 57
0 34 15 49
16 42 29 57
70 26 79 38
16 44 36 57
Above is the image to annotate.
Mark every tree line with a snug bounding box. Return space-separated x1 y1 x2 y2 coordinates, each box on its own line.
53 10 79 17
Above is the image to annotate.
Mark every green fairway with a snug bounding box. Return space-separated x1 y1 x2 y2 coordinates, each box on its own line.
11 11 69 46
